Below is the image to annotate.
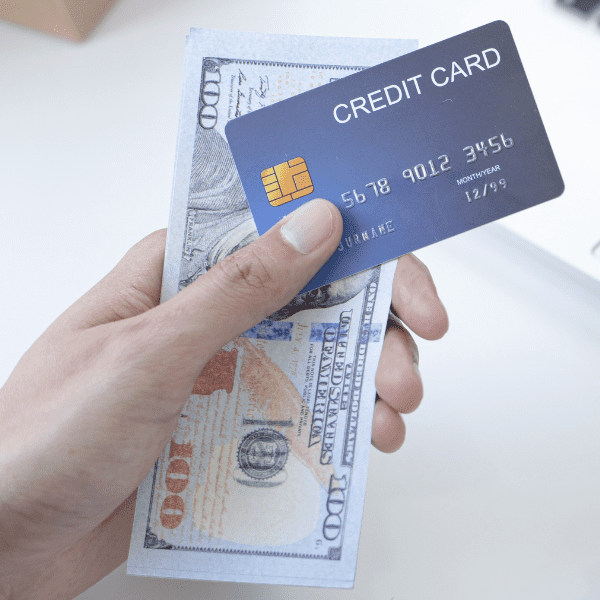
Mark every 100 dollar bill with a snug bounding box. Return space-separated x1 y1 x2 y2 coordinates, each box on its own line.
127 28 417 588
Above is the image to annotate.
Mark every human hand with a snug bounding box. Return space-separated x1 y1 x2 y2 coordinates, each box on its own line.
0 199 447 599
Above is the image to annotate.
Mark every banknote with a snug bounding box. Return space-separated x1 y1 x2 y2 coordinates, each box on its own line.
127 28 417 588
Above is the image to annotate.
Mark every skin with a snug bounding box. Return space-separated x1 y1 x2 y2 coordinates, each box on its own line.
0 200 447 600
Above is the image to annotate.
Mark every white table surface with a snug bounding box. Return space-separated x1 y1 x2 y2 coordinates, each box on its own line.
2 1 600 598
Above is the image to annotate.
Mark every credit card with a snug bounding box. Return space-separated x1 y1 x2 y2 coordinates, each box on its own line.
225 21 565 294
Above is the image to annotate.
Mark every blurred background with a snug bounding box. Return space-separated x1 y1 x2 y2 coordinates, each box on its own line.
1 1 600 598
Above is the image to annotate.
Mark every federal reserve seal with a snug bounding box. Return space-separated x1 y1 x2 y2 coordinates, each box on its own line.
237 428 289 481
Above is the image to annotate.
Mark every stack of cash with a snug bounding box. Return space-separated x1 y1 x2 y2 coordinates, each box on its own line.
127 28 417 588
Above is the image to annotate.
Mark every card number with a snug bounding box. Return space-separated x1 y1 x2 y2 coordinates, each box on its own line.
342 179 391 209
463 134 513 163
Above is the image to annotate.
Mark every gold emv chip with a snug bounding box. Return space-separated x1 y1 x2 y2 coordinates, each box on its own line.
261 157 314 207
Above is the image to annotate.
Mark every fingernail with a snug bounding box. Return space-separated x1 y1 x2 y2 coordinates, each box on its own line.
280 199 334 254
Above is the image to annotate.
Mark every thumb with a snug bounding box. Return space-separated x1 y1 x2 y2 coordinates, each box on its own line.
150 198 343 365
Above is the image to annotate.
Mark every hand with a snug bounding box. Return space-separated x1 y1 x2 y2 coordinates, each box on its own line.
0 199 447 599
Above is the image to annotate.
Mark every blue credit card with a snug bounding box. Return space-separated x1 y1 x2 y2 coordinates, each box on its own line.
225 21 564 294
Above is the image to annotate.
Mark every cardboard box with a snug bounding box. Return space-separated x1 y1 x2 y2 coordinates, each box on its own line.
0 0 118 41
